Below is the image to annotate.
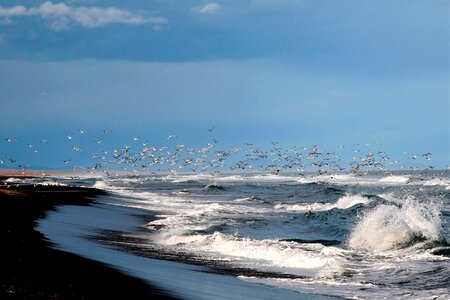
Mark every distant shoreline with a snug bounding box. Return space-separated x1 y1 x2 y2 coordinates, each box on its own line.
0 168 81 178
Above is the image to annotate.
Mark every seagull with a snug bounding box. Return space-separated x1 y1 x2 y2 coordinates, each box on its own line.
167 134 176 141
5 137 16 143
67 134 73 140
208 126 215 132
78 128 85 134
96 139 103 144
421 153 432 160
40 139 48 144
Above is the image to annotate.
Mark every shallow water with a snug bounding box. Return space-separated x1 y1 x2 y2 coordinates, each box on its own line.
35 172 450 299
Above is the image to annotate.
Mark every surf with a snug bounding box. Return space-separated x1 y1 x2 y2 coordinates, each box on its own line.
348 195 444 251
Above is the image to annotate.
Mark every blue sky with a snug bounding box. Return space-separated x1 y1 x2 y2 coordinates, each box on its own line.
0 1 449 170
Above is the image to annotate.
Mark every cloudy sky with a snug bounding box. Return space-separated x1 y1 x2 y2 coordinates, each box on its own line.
0 1 449 169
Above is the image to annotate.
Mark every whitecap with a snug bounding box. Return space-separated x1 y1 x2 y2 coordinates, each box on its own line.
274 194 371 212
152 231 344 277
92 180 111 190
39 181 68 186
378 175 410 184
422 178 450 188
348 196 442 252
4 177 25 183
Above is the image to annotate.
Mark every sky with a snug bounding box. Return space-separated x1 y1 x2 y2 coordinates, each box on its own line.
0 0 449 170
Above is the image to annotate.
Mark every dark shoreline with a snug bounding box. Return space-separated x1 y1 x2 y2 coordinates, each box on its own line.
0 177 176 299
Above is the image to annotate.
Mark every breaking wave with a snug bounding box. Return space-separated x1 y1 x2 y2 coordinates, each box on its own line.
168 174 298 183
348 196 443 251
151 231 344 277
274 194 371 212
93 180 110 190
39 181 68 186
378 175 410 184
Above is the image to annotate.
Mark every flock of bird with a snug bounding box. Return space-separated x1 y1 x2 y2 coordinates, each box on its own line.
0 127 446 178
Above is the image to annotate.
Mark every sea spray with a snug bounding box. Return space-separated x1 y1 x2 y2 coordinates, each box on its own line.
348 195 443 251
93 180 110 190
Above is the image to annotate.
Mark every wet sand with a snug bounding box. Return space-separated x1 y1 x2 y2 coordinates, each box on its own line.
0 176 176 299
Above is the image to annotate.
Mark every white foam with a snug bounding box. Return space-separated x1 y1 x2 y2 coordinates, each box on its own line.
296 177 315 184
4 177 25 183
348 196 442 252
167 174 213 183
152 231 344 277
422 178 450 189
167 173 298 183
297 174 385 186
92 180 112 190
39 181 68 186
333 194 371 208
233 196 264 203
296 173 450 187
379 175 410 184
238 275 449 300
275 194 370 212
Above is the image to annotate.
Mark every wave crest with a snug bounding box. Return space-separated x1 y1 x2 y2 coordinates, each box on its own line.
153 231 344 277
378 175 410 184
348 196 442 251
275 194 370 212
93 180 110 190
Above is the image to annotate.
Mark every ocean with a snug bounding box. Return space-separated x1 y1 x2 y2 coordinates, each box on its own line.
25 171 449 299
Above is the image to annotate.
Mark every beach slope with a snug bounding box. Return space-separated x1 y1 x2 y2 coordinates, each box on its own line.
0 177 175 299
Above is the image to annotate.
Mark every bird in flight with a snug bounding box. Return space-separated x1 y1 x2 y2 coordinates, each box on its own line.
5 137 16 143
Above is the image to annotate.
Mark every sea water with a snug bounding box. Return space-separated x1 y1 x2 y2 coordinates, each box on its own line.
35 172 449 299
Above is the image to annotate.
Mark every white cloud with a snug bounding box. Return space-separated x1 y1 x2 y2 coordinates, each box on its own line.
0 1 167 30
0 5 28 17
193 3 221 15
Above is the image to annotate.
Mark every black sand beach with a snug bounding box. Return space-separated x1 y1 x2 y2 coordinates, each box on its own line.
0 176 176 299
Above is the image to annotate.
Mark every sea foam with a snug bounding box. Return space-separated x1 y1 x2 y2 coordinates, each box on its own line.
153 231 344 277
378 175 410 184
93 180 110 190
348 196 442 251
274 194 371 212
